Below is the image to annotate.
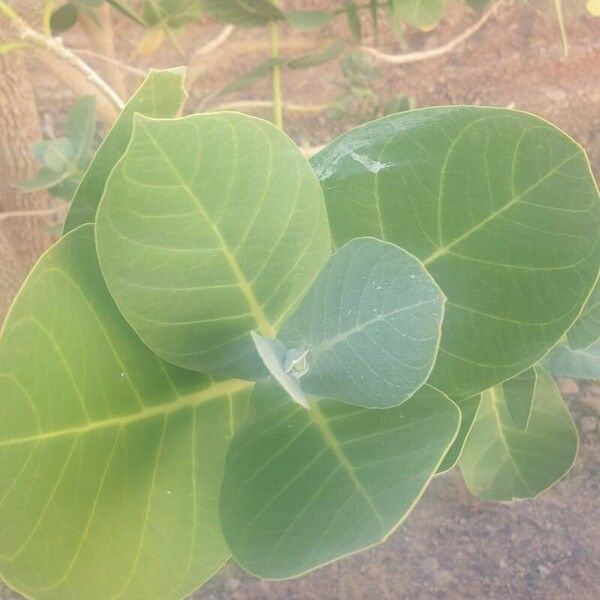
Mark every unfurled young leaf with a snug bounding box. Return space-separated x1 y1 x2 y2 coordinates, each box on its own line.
459 368 577 501
202 0 284 26
277 237 445 408
0 225 251 599
95 112 331 380
311 107 600 400
220 382 460 579
63 68 186 233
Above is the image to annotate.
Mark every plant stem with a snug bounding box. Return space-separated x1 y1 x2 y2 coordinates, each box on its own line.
0 0 124 111
269 20 283 130
553 0 569 57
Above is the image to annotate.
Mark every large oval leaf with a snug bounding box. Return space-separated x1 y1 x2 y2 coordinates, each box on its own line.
220 382 460 579
312 107 600 399
63 68 186 233
459 368 577 501
277 237 445 408
0 225 251 600
96 112 331 380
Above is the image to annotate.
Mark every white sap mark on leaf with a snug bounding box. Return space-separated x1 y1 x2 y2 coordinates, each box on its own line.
349 151 390 173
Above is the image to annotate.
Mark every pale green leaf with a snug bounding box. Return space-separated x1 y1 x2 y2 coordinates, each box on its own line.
392 0 443 30
220 382 460 579
567 276 600 349
217 58 286 96
285 10 333 29
544 339 600 379
63 95 96 166
459 367 577 500
311 107 600 399
63 68 186 234
278 237 445 408
287 40 346 70
502 367 536 430
19 167 71 192
437 393 480 473
201 0 284 26
0 225 252 599
95 112 331 380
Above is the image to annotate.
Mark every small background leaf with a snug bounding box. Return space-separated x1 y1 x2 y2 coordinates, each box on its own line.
543 340 600 379
459 368 577 501
202 0 284 27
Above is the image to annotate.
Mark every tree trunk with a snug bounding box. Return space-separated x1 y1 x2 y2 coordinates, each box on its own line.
0 48 49 322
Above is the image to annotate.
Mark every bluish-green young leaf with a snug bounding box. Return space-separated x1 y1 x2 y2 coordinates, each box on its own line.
502 367 536 430
567 276 600 349
63 95 97 166
311 107 600 400
220 382 460 579
285 10 334 29
459 367 577 501
95 112 331 380
63 68 186 233
278 238 445 408
437 393 481 473
201 0 284 26
544 339 600 379
0 225 252 600
392 0 443 30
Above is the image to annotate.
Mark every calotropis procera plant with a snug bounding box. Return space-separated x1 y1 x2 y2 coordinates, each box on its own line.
0 68 598 599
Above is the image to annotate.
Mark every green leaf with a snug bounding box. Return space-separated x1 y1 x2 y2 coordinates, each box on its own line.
392 0 443 30
287 40 346 70
277 237 445 408
464 0 490 10
217 57 286 96
345 1 362 42
39 137 74 172
285 10 334 30
106 0 147 26
220 381 460 579
19 167 71 192
437 394 480 473
311 107 600 399
63 68 186 234
63 95 97 166
502 367 536 430
543 340 600 379
95 113 331 380
459 367 577 500
143 0 201 28
0 225 252 599
50 3 78 36
201 0 284 27
567 276 600 349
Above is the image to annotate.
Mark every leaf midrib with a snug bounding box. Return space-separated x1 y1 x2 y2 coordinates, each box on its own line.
137 118 276 338
0 379 251 448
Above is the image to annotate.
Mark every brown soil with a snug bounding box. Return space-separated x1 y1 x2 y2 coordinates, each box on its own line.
2 1 600 599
